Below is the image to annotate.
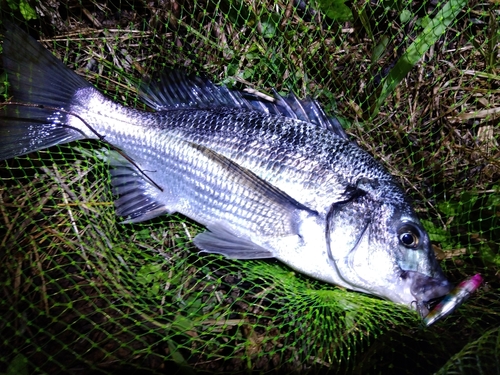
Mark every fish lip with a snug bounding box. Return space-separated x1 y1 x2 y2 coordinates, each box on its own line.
406 271 452 317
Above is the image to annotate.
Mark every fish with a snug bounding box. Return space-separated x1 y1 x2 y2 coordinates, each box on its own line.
0 22 452 316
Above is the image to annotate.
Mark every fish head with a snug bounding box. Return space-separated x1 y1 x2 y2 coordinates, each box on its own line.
390 213 452 316
326 179 451 316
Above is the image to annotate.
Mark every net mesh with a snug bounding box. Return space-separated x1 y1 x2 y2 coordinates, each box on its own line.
0 0 499 373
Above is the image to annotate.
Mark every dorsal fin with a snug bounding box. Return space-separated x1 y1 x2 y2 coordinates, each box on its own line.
138 71 348 139
245 89 348 140
138 71 249 111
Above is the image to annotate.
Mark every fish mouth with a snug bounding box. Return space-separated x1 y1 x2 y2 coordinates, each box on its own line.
406 271 452 317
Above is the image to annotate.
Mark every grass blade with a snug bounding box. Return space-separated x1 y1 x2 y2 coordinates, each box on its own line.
371 0 468 117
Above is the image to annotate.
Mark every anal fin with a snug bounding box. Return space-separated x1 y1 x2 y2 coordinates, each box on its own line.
101 150 169 223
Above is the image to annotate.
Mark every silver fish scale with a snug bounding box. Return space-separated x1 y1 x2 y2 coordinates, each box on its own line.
93 109 304 238
68 87 404 219
148 107 394 215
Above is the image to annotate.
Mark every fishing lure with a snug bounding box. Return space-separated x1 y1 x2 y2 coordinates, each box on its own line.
424 274 483 326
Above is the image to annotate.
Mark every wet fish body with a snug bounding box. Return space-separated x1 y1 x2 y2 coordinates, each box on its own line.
0 23 451 315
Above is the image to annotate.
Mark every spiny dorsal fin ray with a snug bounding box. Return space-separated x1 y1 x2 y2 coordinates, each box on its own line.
138 71 249 111
139 71 348 139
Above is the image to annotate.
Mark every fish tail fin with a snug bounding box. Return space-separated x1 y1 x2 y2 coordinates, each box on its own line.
0 22 96 160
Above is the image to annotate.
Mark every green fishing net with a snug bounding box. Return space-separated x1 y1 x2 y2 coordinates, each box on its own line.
0 0 499 373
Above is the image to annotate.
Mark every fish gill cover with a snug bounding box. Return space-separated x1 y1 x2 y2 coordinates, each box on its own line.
0 0 499 374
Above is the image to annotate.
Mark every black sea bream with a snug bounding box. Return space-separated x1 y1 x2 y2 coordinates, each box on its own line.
0 23 451 316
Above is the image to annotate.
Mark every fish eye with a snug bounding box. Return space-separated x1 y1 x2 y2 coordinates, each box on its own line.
400 232 418 247
398 224 420 248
